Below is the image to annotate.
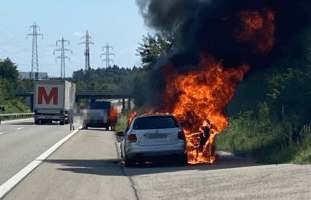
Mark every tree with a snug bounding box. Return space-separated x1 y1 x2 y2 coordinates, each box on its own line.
18 79 34 89
72 69 85 81
136 33 174 71
0 58 19 99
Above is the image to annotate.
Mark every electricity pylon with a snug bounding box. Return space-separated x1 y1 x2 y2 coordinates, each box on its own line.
100 43 115 68
53 37 72 79
79 30 93 73
26 22 43 80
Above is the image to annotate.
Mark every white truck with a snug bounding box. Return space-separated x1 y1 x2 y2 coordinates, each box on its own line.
33 80 76 125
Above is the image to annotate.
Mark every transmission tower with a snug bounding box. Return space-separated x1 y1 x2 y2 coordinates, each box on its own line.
26 22 43 80
100 43 115 68
53 37 72 79
79 30 93 72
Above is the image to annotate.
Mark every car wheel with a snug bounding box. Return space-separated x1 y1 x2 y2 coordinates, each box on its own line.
60 121 65 125
178 154 188 166
125 152 135 167
35 119 39 124
106 126 109 131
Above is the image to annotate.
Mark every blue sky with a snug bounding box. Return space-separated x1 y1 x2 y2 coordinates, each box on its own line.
0 0 155 77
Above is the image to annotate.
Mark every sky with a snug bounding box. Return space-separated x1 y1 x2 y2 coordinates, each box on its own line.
0 0 155 78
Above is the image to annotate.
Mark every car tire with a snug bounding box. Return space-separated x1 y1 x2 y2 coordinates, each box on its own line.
179 154 188 166
35 119 39 124
106 126 109 131
125 152 135 167
60 121 65 125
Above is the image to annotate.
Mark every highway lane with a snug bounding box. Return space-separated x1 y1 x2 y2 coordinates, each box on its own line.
3 128 310 200
1 128 137 200
0 118 79 186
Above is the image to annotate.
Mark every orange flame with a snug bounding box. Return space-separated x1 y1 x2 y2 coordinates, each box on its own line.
166 54 251 164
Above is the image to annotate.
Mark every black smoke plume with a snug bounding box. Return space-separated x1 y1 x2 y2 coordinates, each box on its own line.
135 0 311 110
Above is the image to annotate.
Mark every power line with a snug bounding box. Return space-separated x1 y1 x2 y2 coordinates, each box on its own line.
79 30 93 73
26 22 43 80
100 43 115 68
53 37 72 79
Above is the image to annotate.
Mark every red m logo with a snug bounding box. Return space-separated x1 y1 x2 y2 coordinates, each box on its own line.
38 87 58 105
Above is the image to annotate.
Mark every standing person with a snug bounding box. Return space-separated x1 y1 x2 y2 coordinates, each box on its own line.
69 108 74 130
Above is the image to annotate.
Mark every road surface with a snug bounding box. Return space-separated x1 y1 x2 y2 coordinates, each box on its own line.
0 118 75 186
1 128 310 200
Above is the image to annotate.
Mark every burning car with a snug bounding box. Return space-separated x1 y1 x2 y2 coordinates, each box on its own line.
117 114 188 167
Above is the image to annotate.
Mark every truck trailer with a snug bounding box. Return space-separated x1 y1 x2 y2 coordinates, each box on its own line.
33 80 76 125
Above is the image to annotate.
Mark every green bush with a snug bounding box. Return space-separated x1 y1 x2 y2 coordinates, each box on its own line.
216 101 311 164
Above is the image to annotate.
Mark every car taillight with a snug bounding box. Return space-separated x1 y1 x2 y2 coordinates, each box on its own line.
128 134 137 142
178 131 185 140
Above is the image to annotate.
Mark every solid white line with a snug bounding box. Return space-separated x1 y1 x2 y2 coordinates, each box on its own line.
0 125 82 199
16 127 24 130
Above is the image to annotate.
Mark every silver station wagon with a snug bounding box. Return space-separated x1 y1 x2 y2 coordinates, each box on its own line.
117 114 188 167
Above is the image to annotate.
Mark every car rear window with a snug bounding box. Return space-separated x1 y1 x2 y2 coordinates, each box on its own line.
133 116 179 130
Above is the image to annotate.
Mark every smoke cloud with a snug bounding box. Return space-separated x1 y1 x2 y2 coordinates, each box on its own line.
135 0 311 109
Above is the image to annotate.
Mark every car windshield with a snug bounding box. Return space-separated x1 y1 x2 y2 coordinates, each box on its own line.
133 116 179 130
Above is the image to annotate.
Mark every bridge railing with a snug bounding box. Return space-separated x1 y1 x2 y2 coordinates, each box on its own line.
0 113 34 120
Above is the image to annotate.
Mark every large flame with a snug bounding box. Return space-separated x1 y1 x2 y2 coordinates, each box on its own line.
126 8 275 165
163 54 250 164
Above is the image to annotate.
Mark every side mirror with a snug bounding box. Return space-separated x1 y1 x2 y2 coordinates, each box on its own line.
116 132 124 137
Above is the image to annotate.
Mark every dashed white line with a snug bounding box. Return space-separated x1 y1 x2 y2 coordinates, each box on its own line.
16 127 24 130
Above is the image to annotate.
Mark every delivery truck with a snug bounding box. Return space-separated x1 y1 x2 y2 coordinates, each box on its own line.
82 100 118 131
33 80 76 125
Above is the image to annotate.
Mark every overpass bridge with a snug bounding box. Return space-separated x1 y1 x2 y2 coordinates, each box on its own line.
14 89 133 111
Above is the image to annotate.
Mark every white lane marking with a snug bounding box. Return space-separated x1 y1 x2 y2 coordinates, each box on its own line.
0 125 82 199
16 127 24 130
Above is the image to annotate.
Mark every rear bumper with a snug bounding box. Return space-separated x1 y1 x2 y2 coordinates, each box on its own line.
125 141 187 160
84 119 116 127
85 123 110 127
34 115 63 121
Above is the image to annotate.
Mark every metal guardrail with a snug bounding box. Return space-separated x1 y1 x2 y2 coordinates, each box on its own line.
0 113 34 119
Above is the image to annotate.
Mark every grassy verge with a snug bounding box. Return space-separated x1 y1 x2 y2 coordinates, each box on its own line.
0 97 33 121
115 109 132 141
216 103 311 164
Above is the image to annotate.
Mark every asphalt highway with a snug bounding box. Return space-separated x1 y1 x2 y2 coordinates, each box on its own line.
1 127 310 200
0 118 75 186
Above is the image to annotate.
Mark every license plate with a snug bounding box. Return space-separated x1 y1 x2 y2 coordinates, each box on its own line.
147 133 167 139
